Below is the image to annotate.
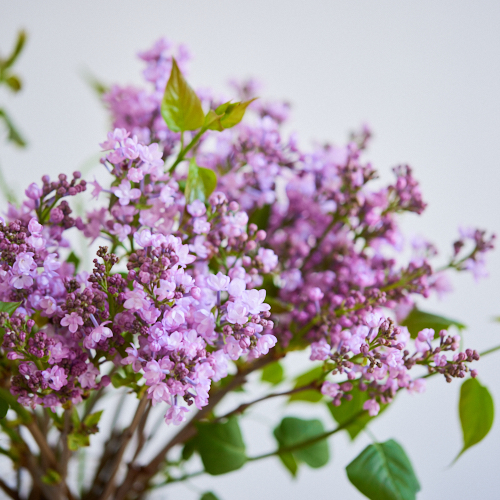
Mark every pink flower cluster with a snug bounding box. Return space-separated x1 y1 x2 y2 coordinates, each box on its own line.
0 38 493 426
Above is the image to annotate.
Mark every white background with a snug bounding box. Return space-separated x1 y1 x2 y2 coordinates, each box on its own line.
1 2 500 499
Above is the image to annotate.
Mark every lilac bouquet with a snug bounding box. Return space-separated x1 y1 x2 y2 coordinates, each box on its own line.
0 36 496 500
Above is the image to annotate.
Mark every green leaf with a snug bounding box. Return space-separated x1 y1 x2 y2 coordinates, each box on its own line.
346 439 420 500
41 468 61 485
196 416 247 475
1 31 27 71
71 407 81 428
5 75 21 92
68 432 90 451
161 58 204 132
182 438 197 461
204 109 225 131
0 388 31 423
274 417 329 471
261 361 284 386
0 108 26 147
288 365 323 403
200 493 220 500
0 396 9 419
265 297 293 314
111 370 141 389
82 69 109 97
185 158 217 204
456 378 494 460
277 452 298 477
248 204 272 231
327 385 388 440
67 251 81 271
401 307 465 339
215 98 257 129
84 410 103 428
0 301 21 316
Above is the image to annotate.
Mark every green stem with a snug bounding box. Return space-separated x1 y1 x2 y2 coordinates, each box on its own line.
169 128 205 173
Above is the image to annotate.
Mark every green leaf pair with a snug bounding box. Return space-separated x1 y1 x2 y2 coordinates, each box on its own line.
161 58 256 134
273 417 329 476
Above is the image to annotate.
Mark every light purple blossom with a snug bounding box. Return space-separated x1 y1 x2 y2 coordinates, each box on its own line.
60 312 84 333
112 180 141 206
363 399 380 417
164 405 188 425
42 366 68 391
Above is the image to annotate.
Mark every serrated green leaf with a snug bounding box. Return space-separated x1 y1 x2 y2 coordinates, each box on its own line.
288 365 323 403
0 300 21 316
196 416 247 475
346 439 420 500
261 361 284 386
0 397 9 419
161 58 204 132
456 378 494 460
327 384 388 440
401 307 465 339
185 158 217 204
274 417 329 470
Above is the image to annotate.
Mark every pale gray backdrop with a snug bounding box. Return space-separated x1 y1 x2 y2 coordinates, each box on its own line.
1 2 500 499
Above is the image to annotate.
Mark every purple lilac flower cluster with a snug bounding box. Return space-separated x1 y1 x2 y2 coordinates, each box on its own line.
0 38 493 428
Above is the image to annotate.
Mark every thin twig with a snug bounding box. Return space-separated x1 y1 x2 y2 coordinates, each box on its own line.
0 478 20 500
26 420 57 468
215 383 316 422
113 354 275 500
99 394 149 500
131 401 152 463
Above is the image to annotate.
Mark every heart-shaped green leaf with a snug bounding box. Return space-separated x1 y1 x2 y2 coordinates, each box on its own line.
346 439 420 500
196 416 247 475
274 416 330 474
